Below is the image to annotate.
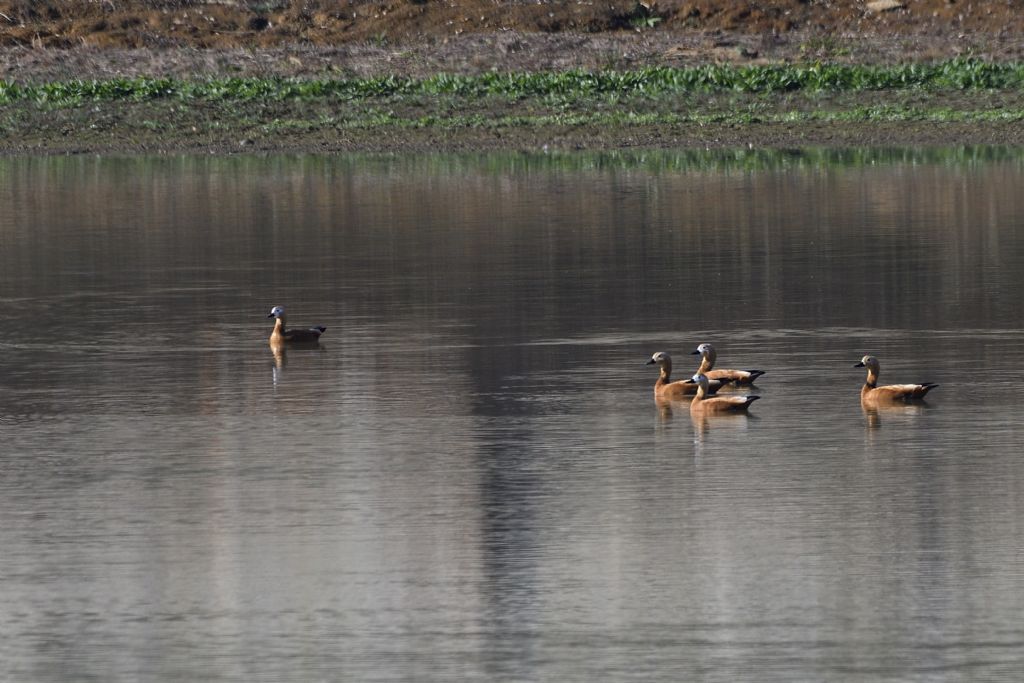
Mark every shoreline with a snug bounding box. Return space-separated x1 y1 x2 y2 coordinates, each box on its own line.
4 59 1024 156
6 122 1024 157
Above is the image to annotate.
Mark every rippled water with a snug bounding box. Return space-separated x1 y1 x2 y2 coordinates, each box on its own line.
2 150 1024 682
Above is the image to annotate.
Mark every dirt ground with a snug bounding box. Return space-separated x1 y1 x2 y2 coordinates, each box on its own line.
4 0 1024 80
4 1 1024 51
2 1 1024 154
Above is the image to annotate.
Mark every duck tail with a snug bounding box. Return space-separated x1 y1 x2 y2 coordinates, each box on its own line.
313 326 326 334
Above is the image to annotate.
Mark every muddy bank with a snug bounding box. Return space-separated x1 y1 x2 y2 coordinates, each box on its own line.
5 95 1024 156
3 1 1024 155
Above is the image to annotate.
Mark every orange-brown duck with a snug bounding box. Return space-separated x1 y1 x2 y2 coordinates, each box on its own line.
686 372 761 414
647 351 724 399
690 343 765 385
854 355 938 405
268 305 326 346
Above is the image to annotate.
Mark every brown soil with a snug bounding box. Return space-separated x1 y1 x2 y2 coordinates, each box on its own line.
3 0 1024 82
3 1 1024 52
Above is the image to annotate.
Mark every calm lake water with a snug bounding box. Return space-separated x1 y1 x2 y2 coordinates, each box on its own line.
2 149 1024 682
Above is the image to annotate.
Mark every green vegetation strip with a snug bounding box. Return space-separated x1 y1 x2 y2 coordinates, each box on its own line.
2 58 1023 106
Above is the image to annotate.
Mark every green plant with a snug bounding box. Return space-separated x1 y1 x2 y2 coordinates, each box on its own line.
626 2 661 30
3 58 1023 110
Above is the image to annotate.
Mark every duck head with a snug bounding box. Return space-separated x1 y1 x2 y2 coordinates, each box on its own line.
690 343 714 357
646 351 671 366
684 372 710 388
854 355 881 387
853 355 879 371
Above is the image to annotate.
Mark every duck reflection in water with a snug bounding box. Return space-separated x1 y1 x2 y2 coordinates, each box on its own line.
271 343 286 386
654 396 676 422
690 410 757 442
269 339 327 388
862 402 929 430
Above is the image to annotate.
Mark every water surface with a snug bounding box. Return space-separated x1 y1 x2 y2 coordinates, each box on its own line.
1 150 1024 682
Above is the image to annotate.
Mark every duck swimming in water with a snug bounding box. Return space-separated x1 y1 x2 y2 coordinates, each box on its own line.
854 355 937 405
685 372 761 414
647 351 724 399
267 305 326 346
690 343 765 385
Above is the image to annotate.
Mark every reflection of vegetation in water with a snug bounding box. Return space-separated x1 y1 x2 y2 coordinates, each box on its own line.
289 146 1024 175
3 146 1023 182
543 145 1024 173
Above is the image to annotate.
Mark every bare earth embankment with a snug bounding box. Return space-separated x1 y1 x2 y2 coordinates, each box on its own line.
2 0 1024 154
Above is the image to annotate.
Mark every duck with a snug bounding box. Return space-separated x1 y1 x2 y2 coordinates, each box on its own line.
685 372 761 413
647 351 724 399
690 343 765 385
267 305 326 345
853 355 938 404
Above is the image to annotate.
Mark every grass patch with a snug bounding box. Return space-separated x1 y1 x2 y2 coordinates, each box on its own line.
3 58 1024 107
4 58 1024 153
